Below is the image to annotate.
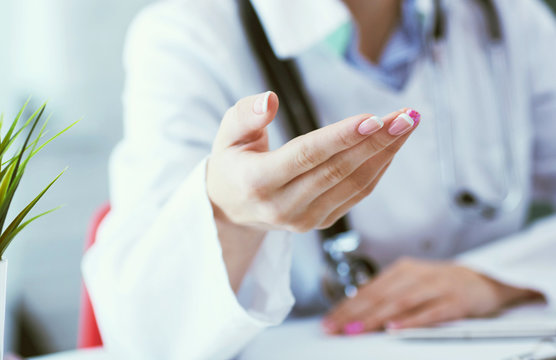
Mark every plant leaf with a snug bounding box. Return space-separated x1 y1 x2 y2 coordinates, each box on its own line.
30 118 80 158
0 168 66 254
0 206 62 258
0 161 17 206
0 104 45 232
0 98 34 157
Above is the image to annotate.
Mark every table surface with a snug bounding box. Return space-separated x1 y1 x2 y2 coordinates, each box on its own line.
30 349 106 360
30 305 555 360
27 339 540 360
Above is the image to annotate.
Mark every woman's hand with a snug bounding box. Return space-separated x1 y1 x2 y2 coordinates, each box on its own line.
207 91 419 290
323 258 542 335
208 91 418 233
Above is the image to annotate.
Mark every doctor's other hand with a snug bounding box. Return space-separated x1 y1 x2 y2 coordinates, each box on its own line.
323 258 543 335
206 91 419 290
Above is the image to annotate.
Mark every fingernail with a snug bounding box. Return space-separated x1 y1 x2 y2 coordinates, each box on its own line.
388 111 416 136
405 108 421 126
386 321 402 330
253 91 271 114
358 115 384 135
322 319 337 334
343 321 365 336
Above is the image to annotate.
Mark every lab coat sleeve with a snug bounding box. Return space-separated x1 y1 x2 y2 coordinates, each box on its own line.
457 0 556 308
81 3 294 360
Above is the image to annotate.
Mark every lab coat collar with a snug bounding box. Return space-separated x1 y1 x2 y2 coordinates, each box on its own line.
250 0 351 59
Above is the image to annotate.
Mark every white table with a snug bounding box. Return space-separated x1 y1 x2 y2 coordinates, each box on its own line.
30 305 555 360
27 338 539 360
30 349 107 360
27 336 541 360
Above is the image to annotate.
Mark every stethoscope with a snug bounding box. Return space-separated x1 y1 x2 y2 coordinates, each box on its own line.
239 0 520 305
424 0 522 221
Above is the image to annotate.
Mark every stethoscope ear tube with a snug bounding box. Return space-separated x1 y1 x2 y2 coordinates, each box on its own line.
428 0 522 222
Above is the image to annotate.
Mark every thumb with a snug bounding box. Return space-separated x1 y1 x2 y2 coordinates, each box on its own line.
213 91 279 151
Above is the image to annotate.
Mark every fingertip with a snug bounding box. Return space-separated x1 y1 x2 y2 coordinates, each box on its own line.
266 91 279 115
253 91 271 114
343 321 365 336
322 319 339 335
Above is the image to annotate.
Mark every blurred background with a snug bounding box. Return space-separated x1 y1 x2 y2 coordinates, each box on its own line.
0 0 555 357
0 0 152 357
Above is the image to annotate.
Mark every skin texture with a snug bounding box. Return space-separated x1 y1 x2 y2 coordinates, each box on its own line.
207 92 416 291
323 258 542 335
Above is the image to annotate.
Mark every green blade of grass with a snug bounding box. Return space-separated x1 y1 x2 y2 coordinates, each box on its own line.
0 205 62 258
0 105 46 232
0 101 76 260
0 168 66 250
0 161 17 206
30 118 79 158
1 130 49 168
0 99 35 157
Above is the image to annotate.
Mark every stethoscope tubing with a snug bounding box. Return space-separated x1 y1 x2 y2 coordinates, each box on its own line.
425 0 523 222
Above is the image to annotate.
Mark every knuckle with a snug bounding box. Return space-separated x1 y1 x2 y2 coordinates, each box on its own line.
322 163 349 185
335 130 354 149
294 139 319 169
365 134 390 153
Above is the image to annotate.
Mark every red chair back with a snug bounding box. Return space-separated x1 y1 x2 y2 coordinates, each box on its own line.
77 203 110 349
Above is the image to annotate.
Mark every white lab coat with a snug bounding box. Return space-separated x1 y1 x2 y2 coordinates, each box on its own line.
82 0 556 359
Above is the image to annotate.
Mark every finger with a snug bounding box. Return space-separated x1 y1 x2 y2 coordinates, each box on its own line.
323 259 427 333
270 108 419 185
280 110 419 206
318 161 390 229
313 126 413 228
323 261 410 333
386 299 463 330
213 91 279 151
358 285 443 333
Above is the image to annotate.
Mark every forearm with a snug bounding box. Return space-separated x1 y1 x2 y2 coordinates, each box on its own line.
212 203 266 292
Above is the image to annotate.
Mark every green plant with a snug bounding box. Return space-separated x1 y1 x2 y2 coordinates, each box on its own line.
0 100 77 259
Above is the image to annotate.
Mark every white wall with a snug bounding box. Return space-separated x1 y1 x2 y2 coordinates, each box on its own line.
1 0 153 354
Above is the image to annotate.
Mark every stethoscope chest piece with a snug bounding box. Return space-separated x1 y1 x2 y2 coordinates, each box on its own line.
321 230 379 305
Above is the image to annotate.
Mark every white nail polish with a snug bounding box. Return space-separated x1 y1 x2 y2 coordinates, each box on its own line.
262 91 271 113
397 113 415 127
372 115 384 128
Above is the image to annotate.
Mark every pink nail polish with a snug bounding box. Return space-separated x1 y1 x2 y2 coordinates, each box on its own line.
405 109 421 126
253 91 271 114
388 109 420 136
358 116 384 135
343 321 365 336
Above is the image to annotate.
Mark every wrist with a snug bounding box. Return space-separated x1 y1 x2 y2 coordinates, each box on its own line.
481 274 545 308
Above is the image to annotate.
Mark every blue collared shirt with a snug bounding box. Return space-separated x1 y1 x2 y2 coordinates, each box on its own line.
345 0 424 90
